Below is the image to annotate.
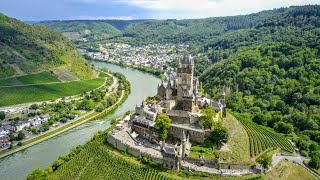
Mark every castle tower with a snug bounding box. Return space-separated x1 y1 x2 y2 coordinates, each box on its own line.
177 55 194 101
181 130 186 158
166 81 172 100
141 100 146 109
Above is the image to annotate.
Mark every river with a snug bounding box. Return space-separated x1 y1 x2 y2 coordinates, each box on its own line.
0 61 161 180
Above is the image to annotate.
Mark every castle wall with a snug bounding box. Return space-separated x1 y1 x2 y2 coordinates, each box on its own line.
169 126 205 143
219 163 251 170
168 115 190 124
184 157 219 168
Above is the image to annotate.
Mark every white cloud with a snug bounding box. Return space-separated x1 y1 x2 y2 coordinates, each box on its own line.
116 0 320 19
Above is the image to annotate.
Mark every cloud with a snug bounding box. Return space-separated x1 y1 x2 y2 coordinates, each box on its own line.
116 0 320 19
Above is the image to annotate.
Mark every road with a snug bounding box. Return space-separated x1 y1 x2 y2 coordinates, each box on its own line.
272 153 320 179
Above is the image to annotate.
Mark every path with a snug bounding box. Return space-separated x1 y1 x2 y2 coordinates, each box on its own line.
272 153 320 179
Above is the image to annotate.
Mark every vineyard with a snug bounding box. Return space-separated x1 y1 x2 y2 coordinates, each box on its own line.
0 77 105 107
0 71 61 86
234 114 295 157
49 139 178 180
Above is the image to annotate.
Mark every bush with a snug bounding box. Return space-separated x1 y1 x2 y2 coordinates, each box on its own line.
17 141 23 146
300 150 309 157
309 151 320 169
257 153 272 169
27 168 48 180
111 118 117 125
140 157 151 164
209 126 229 145
30 104 39 110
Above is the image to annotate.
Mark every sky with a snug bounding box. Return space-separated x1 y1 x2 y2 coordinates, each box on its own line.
0 0 319 21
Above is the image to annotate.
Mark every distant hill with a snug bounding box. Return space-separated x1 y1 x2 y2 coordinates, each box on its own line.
0 14 96 79
38 20 147 43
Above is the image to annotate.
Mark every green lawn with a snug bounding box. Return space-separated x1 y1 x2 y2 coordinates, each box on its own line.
0 71 61 86
219 114 252 164
0 77 105 107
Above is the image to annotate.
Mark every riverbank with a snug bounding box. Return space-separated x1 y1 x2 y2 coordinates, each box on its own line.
0 61 159 180
0 89 126 159
0 72 127 158
86 57 164 79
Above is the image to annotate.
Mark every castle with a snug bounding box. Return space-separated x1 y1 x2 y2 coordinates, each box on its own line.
108 55 227 170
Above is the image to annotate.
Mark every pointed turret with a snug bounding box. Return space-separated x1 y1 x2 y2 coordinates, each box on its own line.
166 81 172 90
181 130 186 141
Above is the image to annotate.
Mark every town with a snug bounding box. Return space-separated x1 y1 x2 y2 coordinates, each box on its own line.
81 43 188 69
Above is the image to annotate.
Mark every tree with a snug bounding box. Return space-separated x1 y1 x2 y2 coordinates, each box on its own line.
155 113 171 141
0 111 5 120
210 126 229 145
41 122 50 131
17 131 25 140
30 104 39 110
257 153 272 169
273 121 294 134
201 107 215 129
111 118 117 125
309 151 320 169
27 168 48 180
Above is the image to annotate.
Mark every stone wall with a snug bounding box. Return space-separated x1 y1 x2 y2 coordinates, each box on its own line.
184 157 219 168
169 125 205 143
107 133 164 164
219 163 251 170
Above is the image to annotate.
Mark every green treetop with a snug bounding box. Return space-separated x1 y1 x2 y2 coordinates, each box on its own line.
155 113 172 141
200 107 215 129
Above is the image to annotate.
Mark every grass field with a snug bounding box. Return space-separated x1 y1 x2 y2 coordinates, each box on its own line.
219 114 252 163
264 160 317 180
0 77 105 107
0 71 61 86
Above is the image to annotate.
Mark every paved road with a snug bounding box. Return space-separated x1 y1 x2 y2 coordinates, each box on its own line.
272 153 320 179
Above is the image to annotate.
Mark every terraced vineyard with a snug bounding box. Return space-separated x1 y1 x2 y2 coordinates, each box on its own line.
49 138 177 180
0 77 105 107
234 114 295 157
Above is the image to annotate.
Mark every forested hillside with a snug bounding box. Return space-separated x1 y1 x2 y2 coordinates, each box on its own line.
0 14 96 79
199 5 320 159
38 5 320 162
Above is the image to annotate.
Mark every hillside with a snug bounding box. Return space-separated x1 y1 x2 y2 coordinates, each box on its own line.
37 7 284 47
0 13 96 79
199 5 320 158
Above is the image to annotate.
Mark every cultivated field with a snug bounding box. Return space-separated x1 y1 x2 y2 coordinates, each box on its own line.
0 77 105 107
49 137 176 180
0 71 61 86
234 114 295 157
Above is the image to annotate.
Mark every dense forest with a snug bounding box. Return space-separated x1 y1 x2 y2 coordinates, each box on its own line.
199 5 320 159
0 14 96 79
38 5 320 163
